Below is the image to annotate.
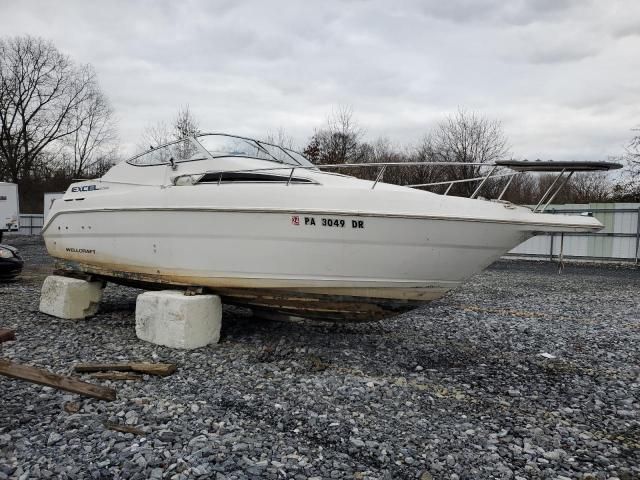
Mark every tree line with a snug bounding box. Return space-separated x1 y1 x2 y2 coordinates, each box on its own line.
302 106 639 204
1 35 639 213
0 36 118 211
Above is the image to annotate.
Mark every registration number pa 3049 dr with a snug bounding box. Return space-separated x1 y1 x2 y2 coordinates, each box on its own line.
291 215 365 229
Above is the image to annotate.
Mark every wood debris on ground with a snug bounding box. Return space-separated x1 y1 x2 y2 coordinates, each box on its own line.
0 358 116 401
89 372 143 381
0 328 16 343
74 362 177 377
103 421 145 436
0 328 116 401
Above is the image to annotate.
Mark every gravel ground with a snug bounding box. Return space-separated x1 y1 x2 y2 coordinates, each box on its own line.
1 236 639 480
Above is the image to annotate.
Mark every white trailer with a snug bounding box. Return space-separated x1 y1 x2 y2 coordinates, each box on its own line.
0 182 19 241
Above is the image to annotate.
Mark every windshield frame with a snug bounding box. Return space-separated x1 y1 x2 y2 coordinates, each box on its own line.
126 133 315 168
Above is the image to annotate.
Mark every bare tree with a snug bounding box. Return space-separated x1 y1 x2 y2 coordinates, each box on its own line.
354 137 401 182
64 88 117 178
0 36 99 182
367 137 435 185
568 173 613 203
140 104 200 150
430 108 509 197
495 173 538 204
401 135 449 192
140 121 173 149
305 106 364 164
622 126 640 197
531 171 614 205
174 104 200 139
303 133 320 163
627 126 640 165
265 127 295 149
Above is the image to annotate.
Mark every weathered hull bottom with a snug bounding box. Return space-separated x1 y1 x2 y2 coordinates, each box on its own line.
55 260 449 321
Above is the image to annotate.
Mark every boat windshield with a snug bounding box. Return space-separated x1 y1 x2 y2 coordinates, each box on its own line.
253 142 314 167
196 134 314 167
128 138 205 166
127 133 314 168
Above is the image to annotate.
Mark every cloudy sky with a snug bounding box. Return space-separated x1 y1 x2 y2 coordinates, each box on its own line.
1 0 639 160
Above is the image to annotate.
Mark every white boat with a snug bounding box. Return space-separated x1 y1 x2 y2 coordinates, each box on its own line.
42 133 619 321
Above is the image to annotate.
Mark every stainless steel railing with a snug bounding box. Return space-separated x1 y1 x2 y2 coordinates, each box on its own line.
172 160 582 209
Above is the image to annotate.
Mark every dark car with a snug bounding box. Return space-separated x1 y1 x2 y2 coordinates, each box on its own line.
0 244 24 280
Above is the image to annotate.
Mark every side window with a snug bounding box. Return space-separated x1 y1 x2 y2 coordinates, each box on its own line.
197 172 313 184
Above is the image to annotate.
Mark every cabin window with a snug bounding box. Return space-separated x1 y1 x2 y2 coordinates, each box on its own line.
198 172 314 184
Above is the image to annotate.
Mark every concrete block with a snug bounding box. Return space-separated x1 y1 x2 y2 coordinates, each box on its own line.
39 275 104 320
135 290 221 349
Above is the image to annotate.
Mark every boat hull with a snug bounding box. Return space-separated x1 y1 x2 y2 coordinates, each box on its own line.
54 259 428 321
45 208 533 320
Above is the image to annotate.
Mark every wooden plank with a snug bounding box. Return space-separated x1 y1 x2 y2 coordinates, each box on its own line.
74 362 177 377
74 363 138 373
0 359 116 401
89 372 142 381
0 329 16 344
129 363 176 377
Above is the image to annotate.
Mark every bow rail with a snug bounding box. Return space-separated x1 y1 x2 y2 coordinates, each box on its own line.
171 159 620 212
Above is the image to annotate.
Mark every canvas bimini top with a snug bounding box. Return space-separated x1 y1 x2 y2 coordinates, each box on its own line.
495 159 622 172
